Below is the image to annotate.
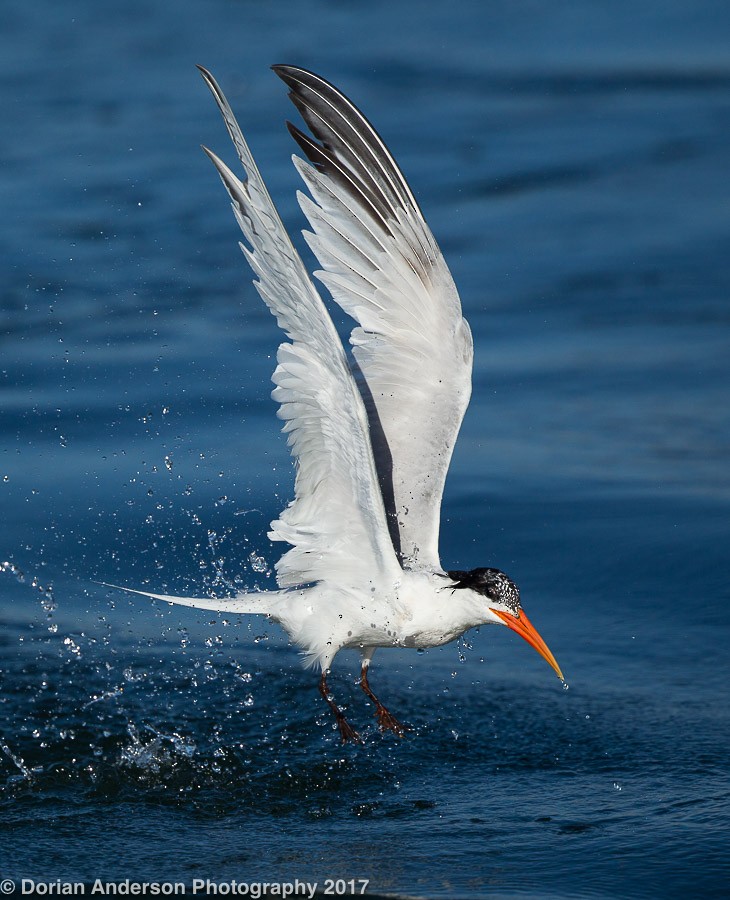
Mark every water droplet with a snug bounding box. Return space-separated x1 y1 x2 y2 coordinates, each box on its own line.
41 587 56 614
249 552 268 573
164 456 173 471
63 636 82 658
1 742 32 778
1 560 24 582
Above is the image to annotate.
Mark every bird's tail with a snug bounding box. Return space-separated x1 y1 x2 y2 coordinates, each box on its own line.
100 583 284 618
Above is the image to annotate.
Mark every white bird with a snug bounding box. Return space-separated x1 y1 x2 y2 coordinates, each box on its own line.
120 65 563 742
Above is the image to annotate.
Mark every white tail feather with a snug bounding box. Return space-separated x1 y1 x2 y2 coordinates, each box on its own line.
99 583 281 617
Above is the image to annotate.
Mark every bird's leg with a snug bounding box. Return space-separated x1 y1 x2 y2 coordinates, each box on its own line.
359 663 407 736
318 670 362 744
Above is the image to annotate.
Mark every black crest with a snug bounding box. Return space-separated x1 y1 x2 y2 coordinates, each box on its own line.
446 567 521 614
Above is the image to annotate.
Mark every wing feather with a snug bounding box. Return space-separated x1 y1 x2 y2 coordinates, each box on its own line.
198 66 400 588
273 65 473 569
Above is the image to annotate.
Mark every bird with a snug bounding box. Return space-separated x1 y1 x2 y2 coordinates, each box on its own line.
117 64 563 743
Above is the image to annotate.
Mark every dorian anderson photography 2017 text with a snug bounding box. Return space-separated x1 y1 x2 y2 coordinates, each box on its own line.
8 880 370 897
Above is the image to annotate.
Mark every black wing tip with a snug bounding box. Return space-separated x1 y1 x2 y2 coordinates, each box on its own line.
271 63 306 79
196 64 222 100
271 64 300 87
271 64 337 93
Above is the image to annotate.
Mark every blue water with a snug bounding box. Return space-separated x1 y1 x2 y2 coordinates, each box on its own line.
2 1 729 896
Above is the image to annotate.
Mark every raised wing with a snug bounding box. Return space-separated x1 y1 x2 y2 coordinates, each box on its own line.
273 65 473 571
198 66 401 589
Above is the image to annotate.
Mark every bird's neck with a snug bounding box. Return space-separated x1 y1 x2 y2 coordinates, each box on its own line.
401 574 494 634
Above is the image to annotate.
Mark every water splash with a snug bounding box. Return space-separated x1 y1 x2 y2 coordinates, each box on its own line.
63 636 83 659
249 551 270 575
83 686 124 709
1 560 24 583
457 635 473 664
1 741 39 781
120 723 197 773
2 559 57 630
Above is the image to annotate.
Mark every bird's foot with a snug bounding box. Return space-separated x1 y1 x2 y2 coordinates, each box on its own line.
375 705 407 737
336 714 363 744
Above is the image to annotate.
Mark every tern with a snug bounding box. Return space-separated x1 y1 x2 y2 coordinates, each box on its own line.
121 65 563 742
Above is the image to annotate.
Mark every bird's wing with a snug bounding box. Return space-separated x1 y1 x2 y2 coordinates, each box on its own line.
198 66 401 589
273 65 473 571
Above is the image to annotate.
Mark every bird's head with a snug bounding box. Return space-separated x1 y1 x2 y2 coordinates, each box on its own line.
447 567 563 680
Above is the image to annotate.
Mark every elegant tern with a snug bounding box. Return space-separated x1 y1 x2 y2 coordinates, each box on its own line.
119 65 563 742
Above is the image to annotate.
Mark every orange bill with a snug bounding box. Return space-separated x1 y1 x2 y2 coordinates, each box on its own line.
491 608 564 681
